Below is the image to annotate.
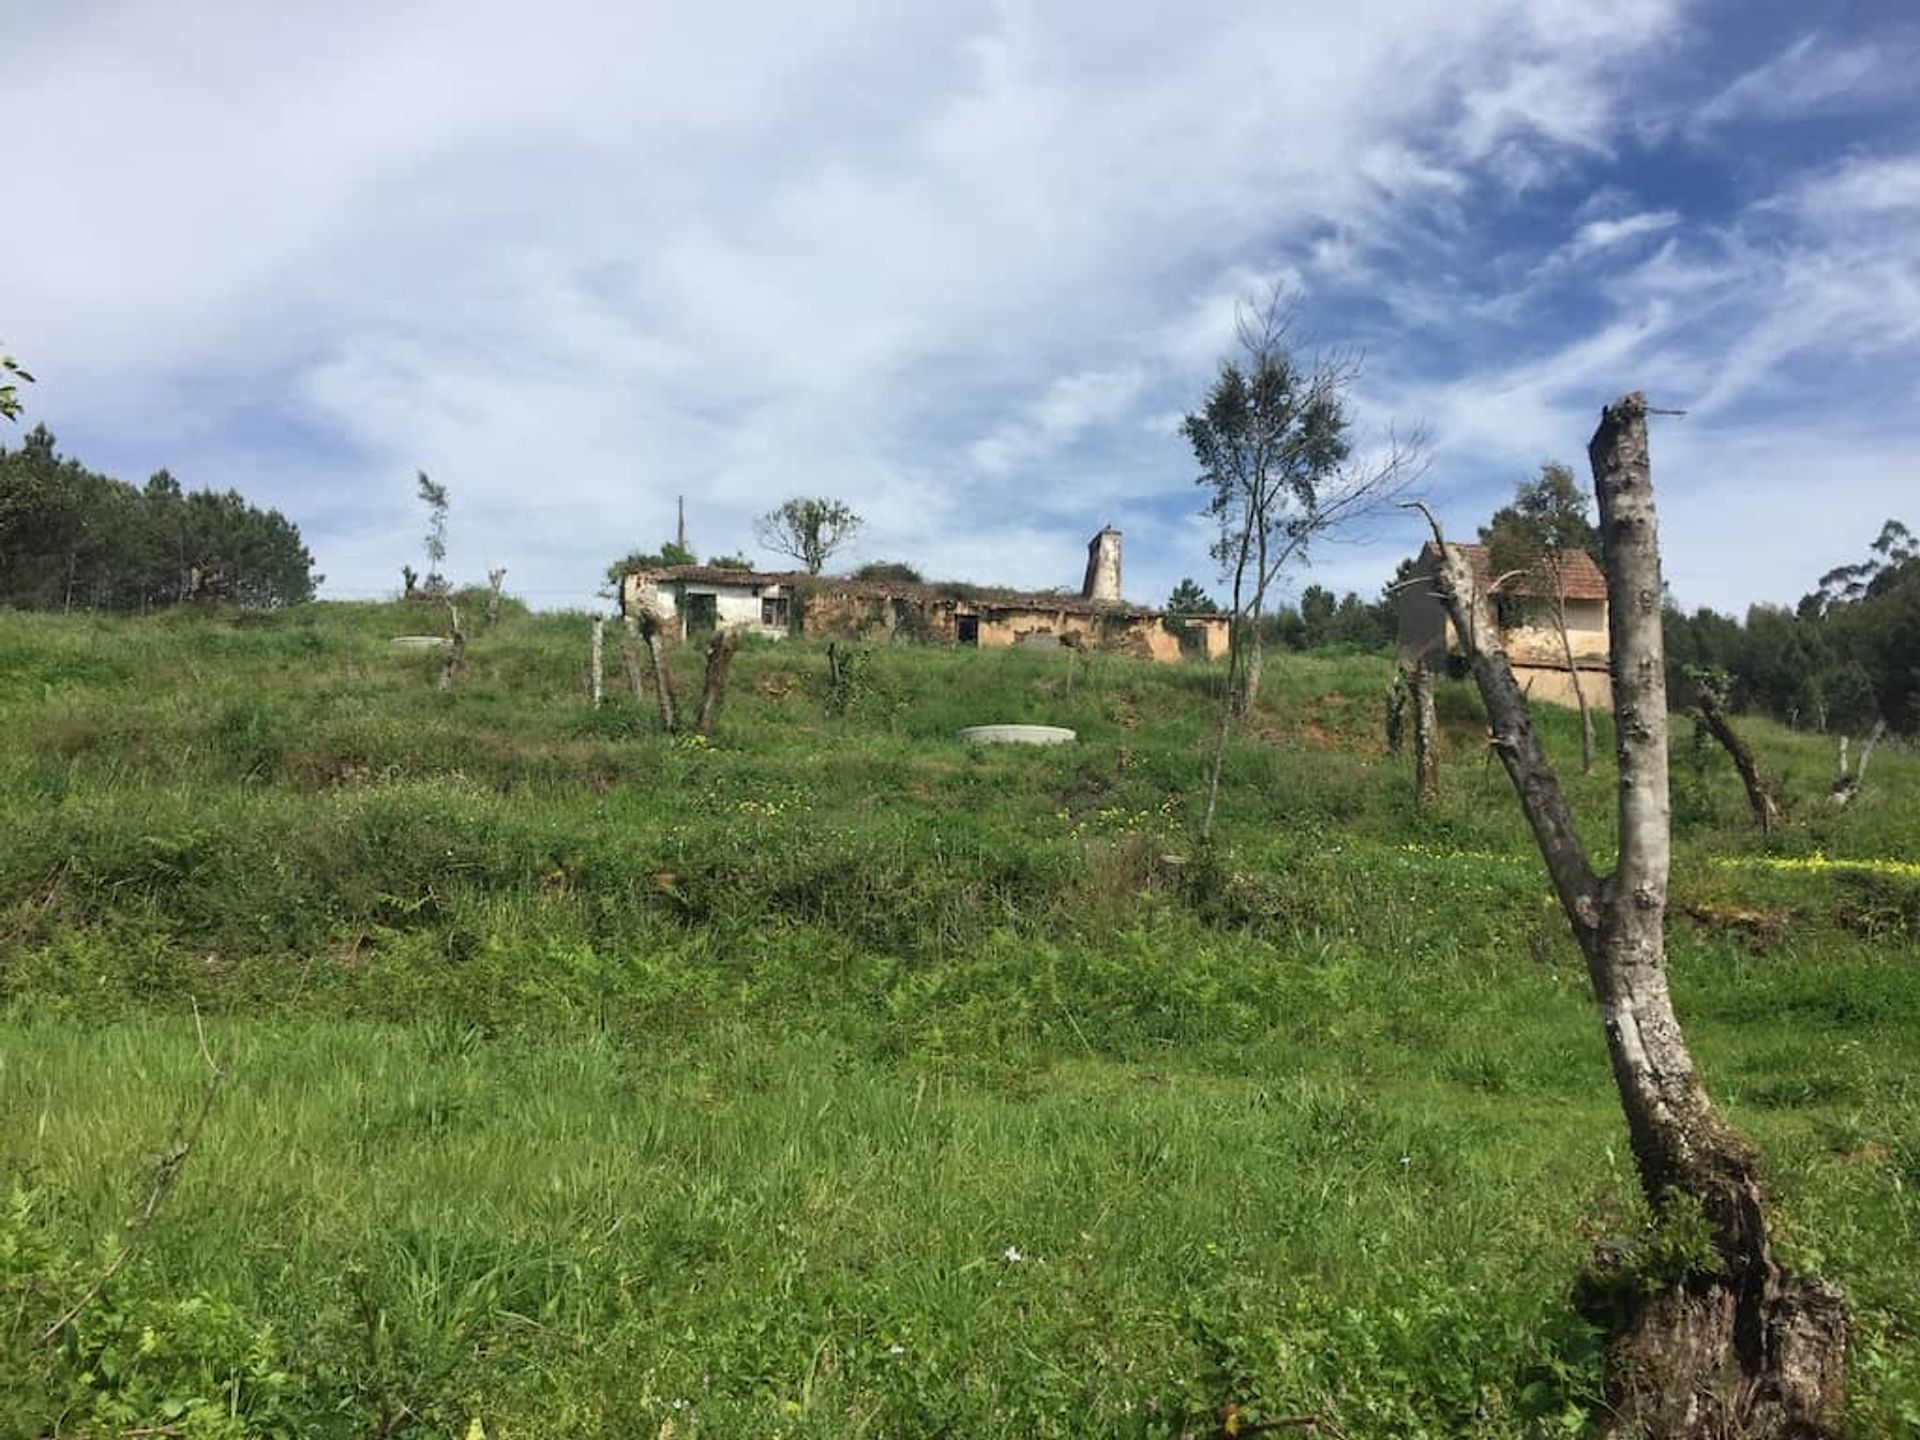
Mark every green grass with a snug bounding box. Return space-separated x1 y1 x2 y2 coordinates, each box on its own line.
0 601 1915 1437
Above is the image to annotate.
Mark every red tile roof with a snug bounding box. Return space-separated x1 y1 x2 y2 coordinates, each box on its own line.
1424 541 1609 603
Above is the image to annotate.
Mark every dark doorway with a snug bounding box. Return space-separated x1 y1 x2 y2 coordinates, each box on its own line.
956 614 979 646
686 593 718 633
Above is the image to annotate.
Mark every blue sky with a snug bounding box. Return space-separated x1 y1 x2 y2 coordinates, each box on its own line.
4 0 1916 613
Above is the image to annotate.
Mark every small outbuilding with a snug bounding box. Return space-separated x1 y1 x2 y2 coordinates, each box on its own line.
619 566 795 642
1397 540 1612 710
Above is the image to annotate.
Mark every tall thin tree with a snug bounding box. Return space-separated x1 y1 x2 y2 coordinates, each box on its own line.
1186 291 1420 839
416 471 450 595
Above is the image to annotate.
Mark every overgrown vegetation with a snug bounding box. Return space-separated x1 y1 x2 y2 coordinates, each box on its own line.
1 602 1914 1437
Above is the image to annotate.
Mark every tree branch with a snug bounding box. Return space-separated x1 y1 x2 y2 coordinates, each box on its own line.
1399 501 1601 930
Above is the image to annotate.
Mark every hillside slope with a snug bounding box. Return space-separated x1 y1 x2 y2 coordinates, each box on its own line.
2 601 1915 1437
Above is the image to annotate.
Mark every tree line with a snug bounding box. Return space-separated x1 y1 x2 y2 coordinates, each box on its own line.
0 425 318 612
1666 518 1918 735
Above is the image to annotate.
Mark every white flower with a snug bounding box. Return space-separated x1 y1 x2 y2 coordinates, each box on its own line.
887 1343 907 1357
1003 1246 1024 1263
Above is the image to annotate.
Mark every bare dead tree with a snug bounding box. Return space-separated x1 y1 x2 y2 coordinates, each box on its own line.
1407 393 1847 1439
694 629 739 738
485 568 507 629
1829 718 1886 809
437 601 466 692
1691 684 1781 834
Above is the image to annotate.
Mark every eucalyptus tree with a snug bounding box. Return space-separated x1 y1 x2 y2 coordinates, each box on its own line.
1185 290 1419 838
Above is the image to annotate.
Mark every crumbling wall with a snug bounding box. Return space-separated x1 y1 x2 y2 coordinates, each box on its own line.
1514 663 1614 711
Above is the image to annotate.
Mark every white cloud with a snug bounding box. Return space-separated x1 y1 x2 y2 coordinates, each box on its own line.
1778 155 1920 219
5 0 1912 626
1693 33 1914 133
1567 210 1681 259
970 367 1146 477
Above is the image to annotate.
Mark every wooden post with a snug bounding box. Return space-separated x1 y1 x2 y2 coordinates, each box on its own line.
589 617 605 708
437 602 466 692
620 616 648 704
1410 662 1439 813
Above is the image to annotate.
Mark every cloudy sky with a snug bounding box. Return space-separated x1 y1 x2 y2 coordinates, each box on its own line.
5 0 1917 613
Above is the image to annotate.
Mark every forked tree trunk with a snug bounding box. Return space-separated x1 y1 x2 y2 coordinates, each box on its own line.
694 629 739 738
1692 685 1782 834
1414 393 1846 1439
1829 718 1885 809
1410 662 1439 813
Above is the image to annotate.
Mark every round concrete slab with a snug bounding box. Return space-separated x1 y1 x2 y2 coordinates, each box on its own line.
957 724 1077 745
390 635 450 648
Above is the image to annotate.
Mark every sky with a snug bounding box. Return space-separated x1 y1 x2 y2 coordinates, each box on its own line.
4 0 1917 615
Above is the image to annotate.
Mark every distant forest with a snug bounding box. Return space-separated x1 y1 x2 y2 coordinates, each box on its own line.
0 425 317 611
1665 519 1919 735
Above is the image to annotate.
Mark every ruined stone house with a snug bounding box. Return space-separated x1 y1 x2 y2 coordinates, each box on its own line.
619 527 1231 663
619 565 794 641
1397 540 1613 709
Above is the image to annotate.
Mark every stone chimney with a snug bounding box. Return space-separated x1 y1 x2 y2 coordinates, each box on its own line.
1081 525 1122 604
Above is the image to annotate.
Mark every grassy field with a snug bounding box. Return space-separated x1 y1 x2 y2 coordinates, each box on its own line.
1 599 1915 1438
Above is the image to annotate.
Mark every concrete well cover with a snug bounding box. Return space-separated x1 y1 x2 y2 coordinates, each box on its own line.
390 635 451 648
957 724 1077 745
